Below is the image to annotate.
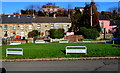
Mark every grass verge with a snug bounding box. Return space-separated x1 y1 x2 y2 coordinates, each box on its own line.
2 43 120 59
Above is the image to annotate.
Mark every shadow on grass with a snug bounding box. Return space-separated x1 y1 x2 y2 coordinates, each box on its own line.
61 50 66 54
112 44 120 47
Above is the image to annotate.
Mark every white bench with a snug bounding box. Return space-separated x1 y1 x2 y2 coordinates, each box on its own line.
59 40 69 43
10 42 21 45
35 40 45 43
82 41 92 43
66 46 87 55
6 48 23 57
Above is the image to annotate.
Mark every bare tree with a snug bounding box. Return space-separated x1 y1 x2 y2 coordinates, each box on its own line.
26 5 36 10
36 5 42 11
108 7 119 13
66 4 72 11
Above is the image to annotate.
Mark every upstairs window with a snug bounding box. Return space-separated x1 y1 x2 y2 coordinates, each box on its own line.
0 25 2 28
27 15 31 18
37 24 41 29
12 25 16 29
4 25 8 29
45 25 47 27
63 24 67 29
20 25 24 29
56 24 59 29
29 25 32 29
67 25 70 27
21 32 24 36
51 24 54 29
101 22 104 28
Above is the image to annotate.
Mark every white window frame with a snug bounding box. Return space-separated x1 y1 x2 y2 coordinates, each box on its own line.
51 24 54 29
20 25 24 29
21 32 24 36
63 24 67 29
29 25 32 29
101 22 104 28
56 24 59 29
12 25 16 29
4 25 8 29
37 24 41 29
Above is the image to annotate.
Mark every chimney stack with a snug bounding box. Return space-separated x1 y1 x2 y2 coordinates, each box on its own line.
91 0 94 2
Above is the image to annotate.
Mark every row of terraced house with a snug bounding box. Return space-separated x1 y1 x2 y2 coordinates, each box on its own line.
0 15 71 40
0 14 119 40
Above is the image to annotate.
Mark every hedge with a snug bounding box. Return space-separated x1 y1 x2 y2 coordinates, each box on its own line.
49 29 65 39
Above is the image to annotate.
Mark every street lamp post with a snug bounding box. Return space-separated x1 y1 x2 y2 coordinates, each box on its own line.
91 5 92 27
104 28 106 40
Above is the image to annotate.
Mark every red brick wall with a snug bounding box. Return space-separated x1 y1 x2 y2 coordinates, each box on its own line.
64 35 84 41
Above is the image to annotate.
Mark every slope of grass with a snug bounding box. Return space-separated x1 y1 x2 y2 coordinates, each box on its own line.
2 43 120 59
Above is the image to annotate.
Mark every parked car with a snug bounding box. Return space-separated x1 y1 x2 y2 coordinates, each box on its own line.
112 37 120 44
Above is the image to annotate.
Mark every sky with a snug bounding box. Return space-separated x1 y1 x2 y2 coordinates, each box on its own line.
1 1 120 14
1 0 120 2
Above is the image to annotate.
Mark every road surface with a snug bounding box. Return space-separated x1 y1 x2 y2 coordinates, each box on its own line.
2 59 119 71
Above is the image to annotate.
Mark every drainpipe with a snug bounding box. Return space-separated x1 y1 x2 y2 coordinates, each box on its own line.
104 28 106 40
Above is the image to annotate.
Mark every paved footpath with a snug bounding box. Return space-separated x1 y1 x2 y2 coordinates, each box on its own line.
2 59 119 71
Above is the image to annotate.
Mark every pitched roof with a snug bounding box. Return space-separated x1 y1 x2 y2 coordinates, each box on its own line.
1 15 32 24
42 6 59 8
75 7 84 9
99 15 109 20
68 9 76 12
110 20 120 26
32 17 71 23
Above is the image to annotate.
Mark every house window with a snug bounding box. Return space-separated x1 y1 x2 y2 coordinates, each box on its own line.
29 25 32 29
37 24 41 29
27 15 31 18
45 25 47 27
4 25 8 29
54 8 57 12
51 24 54 29
20 25 24 29
8 15 11 18
12 25 16 29
101 22 104 28
0 25 2 28
67 25 69 27
56 24 59 29
21 32 24 37
63 24 67 29
13 15 16 17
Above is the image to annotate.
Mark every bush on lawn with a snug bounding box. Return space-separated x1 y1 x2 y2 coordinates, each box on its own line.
80 27 100 39
49 29 65 39
28 30 39 38
113 27 120 37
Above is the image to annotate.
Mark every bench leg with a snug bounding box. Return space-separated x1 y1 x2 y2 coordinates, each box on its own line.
6 53 7 57
6 50 7 57
66 49 67 55
66 52 67 55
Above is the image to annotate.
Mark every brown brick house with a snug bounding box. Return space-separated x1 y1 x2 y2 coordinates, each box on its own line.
0 15 33 39
0 15 71 39
32 17 71 36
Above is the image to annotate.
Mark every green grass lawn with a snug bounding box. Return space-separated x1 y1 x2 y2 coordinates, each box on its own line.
1 43 120 59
